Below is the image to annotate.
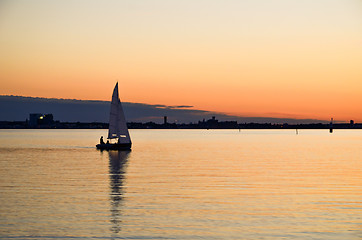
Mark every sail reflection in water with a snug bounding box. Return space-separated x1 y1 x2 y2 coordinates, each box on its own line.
108 150 130 235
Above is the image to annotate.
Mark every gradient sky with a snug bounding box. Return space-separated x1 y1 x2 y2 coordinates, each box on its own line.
1 0 361 122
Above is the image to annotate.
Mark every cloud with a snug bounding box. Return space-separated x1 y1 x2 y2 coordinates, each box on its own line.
169 105 194 109
154 105 194 109
0 95 326 124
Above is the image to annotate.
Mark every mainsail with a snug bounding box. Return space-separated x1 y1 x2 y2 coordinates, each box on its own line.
108 83 131 144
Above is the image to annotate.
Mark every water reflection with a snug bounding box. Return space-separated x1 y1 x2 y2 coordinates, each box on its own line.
108 150 130 236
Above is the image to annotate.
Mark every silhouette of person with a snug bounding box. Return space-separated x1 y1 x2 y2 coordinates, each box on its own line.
100 136 105 144
106 140 109 144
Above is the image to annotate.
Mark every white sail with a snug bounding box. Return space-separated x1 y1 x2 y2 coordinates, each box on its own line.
108 83 131 144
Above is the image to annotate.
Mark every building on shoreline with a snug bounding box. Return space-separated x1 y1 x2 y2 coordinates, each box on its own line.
29 113 54 128
0 114 360 129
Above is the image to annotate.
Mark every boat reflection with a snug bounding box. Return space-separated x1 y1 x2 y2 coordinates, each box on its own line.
108 150 130 235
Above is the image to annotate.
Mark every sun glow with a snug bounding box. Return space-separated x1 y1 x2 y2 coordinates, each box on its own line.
0 0 361 121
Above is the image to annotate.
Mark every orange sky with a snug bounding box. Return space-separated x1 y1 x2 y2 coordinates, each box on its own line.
0 0 361 122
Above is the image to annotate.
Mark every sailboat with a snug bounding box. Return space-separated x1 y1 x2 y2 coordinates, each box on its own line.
96 83 132 150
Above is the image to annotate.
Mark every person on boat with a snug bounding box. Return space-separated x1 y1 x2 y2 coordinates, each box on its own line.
106 140 109 144
100 136 105 144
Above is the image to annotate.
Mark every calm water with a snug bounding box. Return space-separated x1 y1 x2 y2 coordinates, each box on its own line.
0 129 361 239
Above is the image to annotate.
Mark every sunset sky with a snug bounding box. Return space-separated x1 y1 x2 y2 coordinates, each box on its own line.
1 0 361 122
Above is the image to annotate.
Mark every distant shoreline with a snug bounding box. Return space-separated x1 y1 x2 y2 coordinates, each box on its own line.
1 120 361 130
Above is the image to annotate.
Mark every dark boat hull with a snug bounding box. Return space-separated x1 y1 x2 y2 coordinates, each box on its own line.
96 143 132 151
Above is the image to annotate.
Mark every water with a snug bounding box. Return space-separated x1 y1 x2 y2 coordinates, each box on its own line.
0 129 361 239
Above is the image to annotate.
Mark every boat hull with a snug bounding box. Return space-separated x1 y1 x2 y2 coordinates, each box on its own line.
96 143 132 151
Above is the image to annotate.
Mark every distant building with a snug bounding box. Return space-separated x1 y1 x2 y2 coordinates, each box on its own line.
29 113 43 127
207 116 218 128
164 116 168 125
198 116 222 129
28 113 54 128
